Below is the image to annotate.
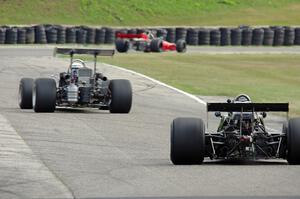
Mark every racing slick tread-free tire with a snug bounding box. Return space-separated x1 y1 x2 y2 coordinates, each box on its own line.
109 79 132 113
115 39 130 53
176 39 187 53
33 78 56 113
19 78 34 109
171 117 205 165
150 39 163 52
287 118 300 164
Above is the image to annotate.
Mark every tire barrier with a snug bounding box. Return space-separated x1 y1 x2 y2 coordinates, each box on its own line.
127 28 137 34
86 27 96 44
241 28 252 46
176 27 187 41
25 27 35 44
66 27 76 43
187 28 199 45
210 29 221 46
95 28 106 44
34 25 47 44
252 28 264 46
157 29 167 40
295 28 300 45
57 26 66 44
5 27 18 44
76 28 87 44
284 27 295 46
198 28 210 45
273 27 284 46
46 26 58 44
263 28 274 46
136 28 146 34
166 28 176 43
1 25 300 46
104 28 115 44
116 28 128 35
231 28 242 45
17 28 26 44
220 27 231 46
0 28 6 44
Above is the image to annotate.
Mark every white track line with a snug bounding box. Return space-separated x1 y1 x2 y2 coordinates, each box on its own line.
104 63 207 105
105 63 283 132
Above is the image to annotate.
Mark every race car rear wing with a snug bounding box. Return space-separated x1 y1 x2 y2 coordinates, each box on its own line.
207 103 289 112
54 48 115 72
54 48 115 56
116 32 149 40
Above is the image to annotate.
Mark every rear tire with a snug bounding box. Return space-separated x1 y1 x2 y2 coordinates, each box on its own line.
19 78 33 109
150 39 163 52
115 39 130 53
109 79 132 113
33 78 56 113
287 118 300 164
171 117 205 165
176 39 187 53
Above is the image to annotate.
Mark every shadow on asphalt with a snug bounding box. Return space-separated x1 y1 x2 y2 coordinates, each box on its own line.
7 107 110 114
202 159 288 165
55 107 110 114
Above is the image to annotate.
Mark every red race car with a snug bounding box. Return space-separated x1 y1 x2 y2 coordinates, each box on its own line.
115 31 186 53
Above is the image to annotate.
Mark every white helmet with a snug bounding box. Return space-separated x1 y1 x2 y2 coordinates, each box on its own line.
234 94 251 103
71 60 85 69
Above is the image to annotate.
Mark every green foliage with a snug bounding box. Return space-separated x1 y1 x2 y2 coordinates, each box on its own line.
0 0 300 25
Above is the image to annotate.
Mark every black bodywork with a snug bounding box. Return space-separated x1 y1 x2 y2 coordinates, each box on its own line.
205 102 289 160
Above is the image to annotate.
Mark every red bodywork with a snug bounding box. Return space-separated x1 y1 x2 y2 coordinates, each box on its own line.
116 33 149 40
116 32 177 51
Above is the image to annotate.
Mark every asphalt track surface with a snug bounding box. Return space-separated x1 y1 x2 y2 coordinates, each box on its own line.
0 47 299 199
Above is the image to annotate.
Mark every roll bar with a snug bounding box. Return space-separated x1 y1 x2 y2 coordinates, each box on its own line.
54 48 115 73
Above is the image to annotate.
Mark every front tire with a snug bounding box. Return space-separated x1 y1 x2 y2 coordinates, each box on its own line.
150 39 163 52
19 78 34 109
171 117 205 165
176 39 187 53
115 39 130 53
287 118 300 164
33 78 57 113
109 79 132 113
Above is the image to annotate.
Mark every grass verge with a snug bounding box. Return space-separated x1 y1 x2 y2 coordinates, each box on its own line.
99 53 300 116
1 0 300 26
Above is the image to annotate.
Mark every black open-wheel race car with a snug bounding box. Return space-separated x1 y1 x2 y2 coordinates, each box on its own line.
18 48 132 113
170 94 300 165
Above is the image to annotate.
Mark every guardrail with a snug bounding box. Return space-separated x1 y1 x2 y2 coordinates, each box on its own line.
0 25 300 46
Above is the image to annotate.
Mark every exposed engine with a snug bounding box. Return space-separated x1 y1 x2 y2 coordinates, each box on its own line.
57 59 109 107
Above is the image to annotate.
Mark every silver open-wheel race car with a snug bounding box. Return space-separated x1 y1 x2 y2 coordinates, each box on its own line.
170 94 300 165
18 48 132 113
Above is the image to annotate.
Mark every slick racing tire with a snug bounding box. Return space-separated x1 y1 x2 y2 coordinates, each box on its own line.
287 118 300 164
33 78 56 113
176 39 187 53
19 78 34 109
115 39 130 53
171 117 205 165
150 39 163 52
109 79 132 113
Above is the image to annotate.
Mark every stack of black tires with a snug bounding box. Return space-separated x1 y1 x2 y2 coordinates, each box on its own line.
1 25 300 46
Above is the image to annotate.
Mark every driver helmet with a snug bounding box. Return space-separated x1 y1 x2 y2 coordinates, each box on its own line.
70 61 84 82
234 94 251 103
71 61 84 70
